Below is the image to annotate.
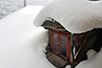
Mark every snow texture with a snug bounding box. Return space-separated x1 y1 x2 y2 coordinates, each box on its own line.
76 48 102 68
0 5 102 68
0 0 53 19
66 65 71 68
86 49 97 59
27 0 53 5
34 0 102 34
0 0 24 19
0 5 55 68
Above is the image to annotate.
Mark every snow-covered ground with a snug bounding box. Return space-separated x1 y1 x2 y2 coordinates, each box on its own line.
0 0 24 19
27 0 53 5
0 5 55 68
0 0 53 19
75 48 102 68
0 5 102 68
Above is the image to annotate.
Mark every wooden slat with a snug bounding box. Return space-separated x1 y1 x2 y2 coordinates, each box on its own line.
42 20 66 31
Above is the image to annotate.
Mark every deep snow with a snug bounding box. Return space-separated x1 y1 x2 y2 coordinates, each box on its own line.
75 48 102 68
0 0 53 19
34 0 102 34
0 5 55 68
0 5 102 68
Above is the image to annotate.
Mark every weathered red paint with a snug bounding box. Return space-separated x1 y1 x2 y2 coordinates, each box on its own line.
51 29 70 61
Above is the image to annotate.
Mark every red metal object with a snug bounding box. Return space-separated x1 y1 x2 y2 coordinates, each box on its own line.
51 29 70 61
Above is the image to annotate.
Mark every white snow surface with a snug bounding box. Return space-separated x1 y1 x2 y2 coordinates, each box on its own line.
34 0 102 34
0 5 102 68
76 48 102 68
86 49 97 59
0 5 55 68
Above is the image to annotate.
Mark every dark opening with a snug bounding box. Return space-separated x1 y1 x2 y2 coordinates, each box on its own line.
91 29 102 52
89 0 100 1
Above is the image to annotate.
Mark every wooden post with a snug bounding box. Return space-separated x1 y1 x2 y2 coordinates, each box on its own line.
24 0 26 7
70 34 75 68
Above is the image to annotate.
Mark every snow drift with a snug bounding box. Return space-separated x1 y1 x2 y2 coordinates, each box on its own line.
33 0 102 34
75 48 102 68
0 4 102 68
0 5 55 68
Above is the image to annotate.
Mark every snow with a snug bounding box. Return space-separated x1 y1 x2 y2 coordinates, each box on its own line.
65 49 102 68
0 0 24 19
0 4 102 68
33 0 102 34
0 0 53 19
66 65 71 68
86 49 97 59
27 0 53 5
0 5 55 68
19 5 44 15
75 48 102 68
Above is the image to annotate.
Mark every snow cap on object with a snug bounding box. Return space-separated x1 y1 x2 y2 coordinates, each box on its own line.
33 0 102 34
86 49 97 59
66 65 71 68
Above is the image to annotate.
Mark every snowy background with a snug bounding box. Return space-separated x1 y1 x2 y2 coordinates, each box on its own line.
0 5 102 68
0 0 102 68
0 6 55 68
0 0 53 19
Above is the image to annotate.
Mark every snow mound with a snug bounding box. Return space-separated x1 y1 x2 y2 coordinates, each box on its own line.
34 0 102 34
0 5 55 68
86 49 97 59
76 48 102 68
66 65 71 68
